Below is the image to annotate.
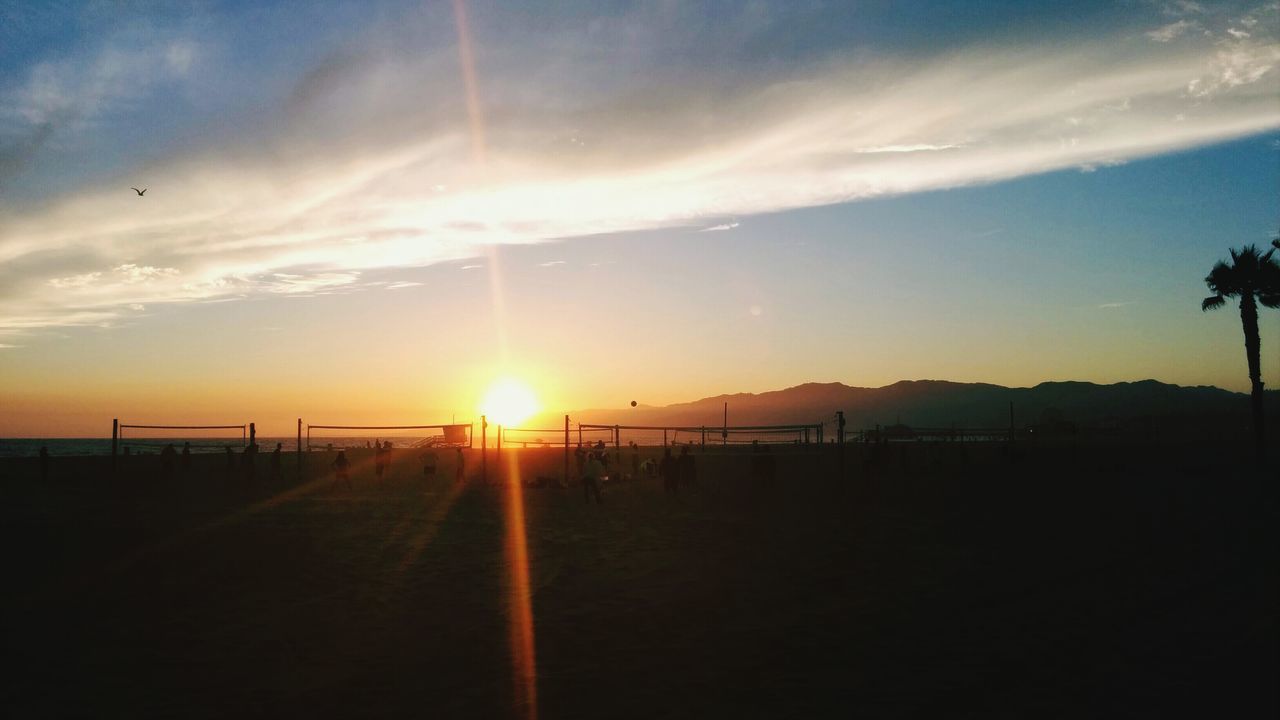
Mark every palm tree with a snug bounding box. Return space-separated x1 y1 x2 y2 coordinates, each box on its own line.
1202 245 1280 460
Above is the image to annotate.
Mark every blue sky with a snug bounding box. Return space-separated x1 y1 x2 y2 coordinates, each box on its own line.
1 0 1278 434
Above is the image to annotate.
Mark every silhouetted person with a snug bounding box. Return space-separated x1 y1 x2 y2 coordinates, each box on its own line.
582 451 604 504
225 446 235 473
375 441 387 479
574 445 585 477
242 442 257 482
160 443 176 478
678 445 696 489
595 440 611 476
39 445 49 482
332 450 352 491
270 443 282 480
630 441 639 479
181 442 191 471
660 447 677 495
455 447 465 482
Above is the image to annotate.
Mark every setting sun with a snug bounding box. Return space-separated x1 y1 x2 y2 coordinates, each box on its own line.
480 377 540 427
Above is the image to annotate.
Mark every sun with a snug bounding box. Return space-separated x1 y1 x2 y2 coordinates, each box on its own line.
480 377 539 427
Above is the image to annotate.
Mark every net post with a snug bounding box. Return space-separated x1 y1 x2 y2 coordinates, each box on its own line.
296 418 302 479
614 424 620 465
111 418 118 472
563 415 569 485
481 415 488 484
249 423 255 448
497 424 502 471
837 411 846 481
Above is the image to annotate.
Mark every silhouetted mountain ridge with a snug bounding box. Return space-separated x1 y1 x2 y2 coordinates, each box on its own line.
569 379 1273 433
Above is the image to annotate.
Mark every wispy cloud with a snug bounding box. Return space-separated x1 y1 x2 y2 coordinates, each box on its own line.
459 264 483 270
1097 301 1136 309
855 143 963 154
538 260 566 267
47 272 102 289
1 2 1277 333
1147 20 1196 42
263 272 361 295
386 281 423 289
1 32 199 187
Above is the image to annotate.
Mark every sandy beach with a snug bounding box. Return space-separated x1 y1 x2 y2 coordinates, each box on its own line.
2 444 1275 718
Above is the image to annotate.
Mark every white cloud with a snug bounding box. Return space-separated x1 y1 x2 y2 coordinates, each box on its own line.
855 143 963 154
386 281 423 289
1147 20 1196 42
114 264 179 284
263 272 361 295
48 271 102 289
5 37 198 134
538 260 566 267
1097 301 1136 309
1160 1 1205 17
1 9 1278 332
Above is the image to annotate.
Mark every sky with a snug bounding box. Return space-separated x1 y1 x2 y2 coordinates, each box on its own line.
1 0 1278 437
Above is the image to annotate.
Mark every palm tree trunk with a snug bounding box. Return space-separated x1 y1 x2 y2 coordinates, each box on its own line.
1239 293 1265 461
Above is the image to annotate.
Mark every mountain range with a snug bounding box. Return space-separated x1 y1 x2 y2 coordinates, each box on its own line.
565 380 1278 434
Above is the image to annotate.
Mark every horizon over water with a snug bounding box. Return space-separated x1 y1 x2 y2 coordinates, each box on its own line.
0 437 428 458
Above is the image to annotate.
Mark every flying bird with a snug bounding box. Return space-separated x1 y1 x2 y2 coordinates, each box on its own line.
131 187 146 196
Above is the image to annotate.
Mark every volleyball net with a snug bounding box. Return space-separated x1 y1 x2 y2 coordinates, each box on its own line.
578 423 825 453
497 425 615 448
304 423 473 452
116 423 248 454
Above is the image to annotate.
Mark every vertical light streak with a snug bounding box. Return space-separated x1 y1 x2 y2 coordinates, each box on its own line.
450 4 534 716
450 0 510 364
451 0 486 165
484 243 511 363
503 450 538 719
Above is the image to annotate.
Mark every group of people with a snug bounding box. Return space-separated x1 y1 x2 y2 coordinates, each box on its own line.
573 440 698 503
145 441 285 481
658 445 697 496
330 443 467 490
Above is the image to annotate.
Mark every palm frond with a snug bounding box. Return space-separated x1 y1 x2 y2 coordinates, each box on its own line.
1201 294 1226 312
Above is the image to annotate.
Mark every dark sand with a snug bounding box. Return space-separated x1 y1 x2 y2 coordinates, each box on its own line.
2 444 1275 718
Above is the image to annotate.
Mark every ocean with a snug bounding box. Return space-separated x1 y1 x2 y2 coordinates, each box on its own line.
0 437 452 458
